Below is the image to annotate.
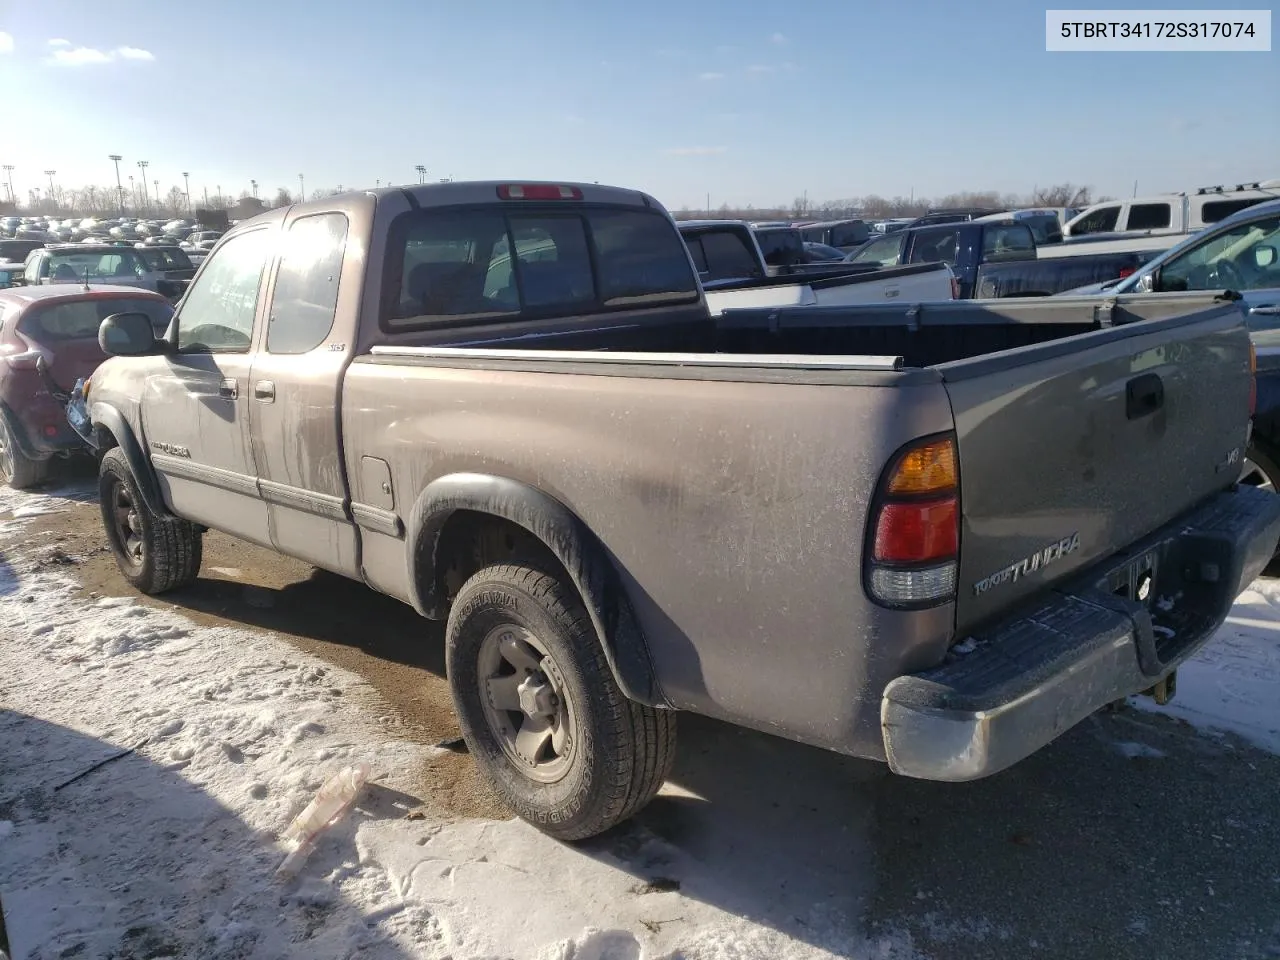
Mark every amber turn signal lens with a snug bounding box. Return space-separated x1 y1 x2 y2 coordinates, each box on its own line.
886 438 957 495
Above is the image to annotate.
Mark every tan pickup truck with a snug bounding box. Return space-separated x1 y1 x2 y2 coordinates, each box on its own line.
72 180 1280 840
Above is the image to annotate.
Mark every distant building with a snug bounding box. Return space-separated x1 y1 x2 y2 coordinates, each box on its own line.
228 197 267 222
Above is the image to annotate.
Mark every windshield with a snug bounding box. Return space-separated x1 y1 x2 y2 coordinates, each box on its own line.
46 249 148 282
1117 210 1280 293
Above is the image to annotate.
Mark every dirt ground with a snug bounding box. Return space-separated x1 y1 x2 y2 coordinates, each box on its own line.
14 468 511 823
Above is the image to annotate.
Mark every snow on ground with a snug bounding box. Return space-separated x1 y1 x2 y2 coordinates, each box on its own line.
1127 579 1280 752
0 482 920 960
4 479 1280 959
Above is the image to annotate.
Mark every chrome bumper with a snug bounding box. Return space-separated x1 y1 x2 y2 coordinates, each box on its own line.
881 485 1280 781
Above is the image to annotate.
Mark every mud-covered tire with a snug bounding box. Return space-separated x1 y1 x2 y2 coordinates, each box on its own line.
99 447 202 594
445 561 676 841
0 416 48 490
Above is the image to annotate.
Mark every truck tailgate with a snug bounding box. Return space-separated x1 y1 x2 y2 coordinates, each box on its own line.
943 295 1253 633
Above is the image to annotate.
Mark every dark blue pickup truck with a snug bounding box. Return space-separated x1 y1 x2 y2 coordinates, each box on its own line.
846 219 1161 299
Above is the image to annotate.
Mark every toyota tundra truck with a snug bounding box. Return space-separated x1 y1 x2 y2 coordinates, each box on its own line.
71 180 1280 841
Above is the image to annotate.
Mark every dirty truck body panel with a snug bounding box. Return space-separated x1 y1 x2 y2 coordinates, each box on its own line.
82 179 1280 777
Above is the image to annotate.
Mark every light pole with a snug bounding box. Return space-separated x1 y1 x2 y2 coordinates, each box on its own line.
153 180 160 214
182 171 191 215
43 170 57 212
1 165 14 206
109 155 124 213
250 179 258 200
298 173 305 202
216 184 222 207
128 174 136 211
136 160 149 212
415 164 426 184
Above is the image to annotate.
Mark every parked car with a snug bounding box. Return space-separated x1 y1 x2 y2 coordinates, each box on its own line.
183 230 223 251
678 219 957 312
0 239 46 263
975 208 1077 244
847 218 1166 299
72 180 1280 842
0 264 25 289
1063 179 1278 239
797 218 873 253
0 285 173 487
803 241 849 262
134 244 197 282
1065 199 1280 496
20 244 187 302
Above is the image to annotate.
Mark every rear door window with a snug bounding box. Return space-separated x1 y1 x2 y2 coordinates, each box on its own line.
981 224 1035 260
388 206 696 328
908 228 961 265
266 213 349 354
689 230 761 280
1126 203 1172 230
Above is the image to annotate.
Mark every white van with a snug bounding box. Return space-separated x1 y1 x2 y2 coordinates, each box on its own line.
1063 180 1280 239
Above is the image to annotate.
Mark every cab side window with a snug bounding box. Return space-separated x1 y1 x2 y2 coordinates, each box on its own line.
267 213 348 354
1072 205 1120 235
176 229 272 353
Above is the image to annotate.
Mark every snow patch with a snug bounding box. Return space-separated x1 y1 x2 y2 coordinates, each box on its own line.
1114 741 1166 760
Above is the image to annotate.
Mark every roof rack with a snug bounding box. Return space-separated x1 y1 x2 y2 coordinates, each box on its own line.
1194 179 1277 195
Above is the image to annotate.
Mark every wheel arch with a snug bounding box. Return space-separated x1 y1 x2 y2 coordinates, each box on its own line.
90 402 170 518
406 473 668 708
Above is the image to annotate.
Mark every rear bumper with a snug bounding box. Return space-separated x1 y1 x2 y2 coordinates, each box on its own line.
881 485 1280 781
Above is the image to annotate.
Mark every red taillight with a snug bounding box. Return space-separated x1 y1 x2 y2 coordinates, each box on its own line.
866 435 960 608
1118 267 1136 279
874 498 958 563
497 184 584 201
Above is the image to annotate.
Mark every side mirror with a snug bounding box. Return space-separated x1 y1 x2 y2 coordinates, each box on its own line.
1138 270 1157 293
1255 245 1277 269
99 312 162 357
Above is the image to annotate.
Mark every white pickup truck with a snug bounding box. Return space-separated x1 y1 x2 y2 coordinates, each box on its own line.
677 219 956 315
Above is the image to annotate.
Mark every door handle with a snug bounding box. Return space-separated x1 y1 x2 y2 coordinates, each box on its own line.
1126 372 1164 420
218 378 238 400
1248 304 1280 317
253 380 276 402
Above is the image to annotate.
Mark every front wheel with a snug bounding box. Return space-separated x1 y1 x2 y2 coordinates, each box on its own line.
445 561 676 841
99 448 203 593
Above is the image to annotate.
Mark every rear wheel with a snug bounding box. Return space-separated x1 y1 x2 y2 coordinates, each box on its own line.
445 560 676 841
0 416 48 490
99 448 202 593
1241 441 1280 494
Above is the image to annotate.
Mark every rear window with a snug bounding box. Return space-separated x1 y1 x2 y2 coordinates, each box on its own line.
754 228 805 267
137 247 194 271
20 296 173 341
684 229 762 281
1201 198 1269 223
46 250 147 282
829 222 870 247
1126 203 1171 230
386 206 697 328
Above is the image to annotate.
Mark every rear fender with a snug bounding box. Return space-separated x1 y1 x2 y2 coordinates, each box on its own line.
406 473 667 707
90 402 170 518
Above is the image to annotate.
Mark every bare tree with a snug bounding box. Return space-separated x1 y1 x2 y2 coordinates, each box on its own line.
165 186 186 216
272 187 293 208
1029 183 1094 208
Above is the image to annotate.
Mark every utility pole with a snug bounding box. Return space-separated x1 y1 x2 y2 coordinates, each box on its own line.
182 171 191 215
415 164 426 184
136 160 149 211
298 173 305 202
44 170 57 212
2 165 14 206
109 155 125 213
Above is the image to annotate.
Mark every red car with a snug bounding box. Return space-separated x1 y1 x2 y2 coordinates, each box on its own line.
0 285 173 488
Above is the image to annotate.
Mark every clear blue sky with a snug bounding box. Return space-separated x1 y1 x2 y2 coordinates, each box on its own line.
1 0 1275 209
